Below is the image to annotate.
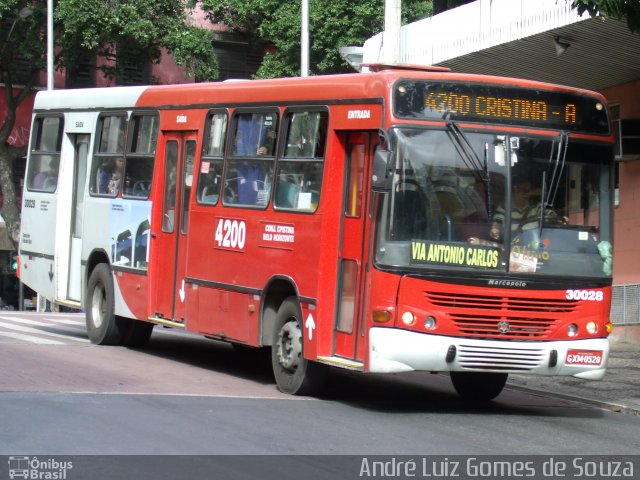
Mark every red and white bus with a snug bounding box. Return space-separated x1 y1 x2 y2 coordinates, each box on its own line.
19 64 614 400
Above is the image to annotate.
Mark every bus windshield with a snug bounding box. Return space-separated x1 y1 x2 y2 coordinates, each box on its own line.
376 127 613 278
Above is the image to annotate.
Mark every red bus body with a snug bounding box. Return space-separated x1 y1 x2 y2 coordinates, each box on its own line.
20 66 614 399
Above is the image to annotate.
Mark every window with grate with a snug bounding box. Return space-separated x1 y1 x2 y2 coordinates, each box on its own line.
66 51 96 88
116 53 151 86
11 54 34 86
209 39 263 81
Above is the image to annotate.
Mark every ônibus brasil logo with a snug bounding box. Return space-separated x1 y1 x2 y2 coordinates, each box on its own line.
8 456 73 479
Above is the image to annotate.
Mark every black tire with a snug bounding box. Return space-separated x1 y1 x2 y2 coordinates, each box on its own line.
121 317 154 348
450 372 508 401
271 296 327 395
85 263 124 345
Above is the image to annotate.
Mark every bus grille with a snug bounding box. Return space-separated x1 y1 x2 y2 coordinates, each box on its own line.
457 344 546 371
425 291 578 340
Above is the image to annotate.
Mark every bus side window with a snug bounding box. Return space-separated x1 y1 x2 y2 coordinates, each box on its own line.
26 116 64 193
163 141 178 232
197 111 227 205
181 140 196 233
224 111 278 207
89 114 127 197
123 113 158 199
274 110 327 211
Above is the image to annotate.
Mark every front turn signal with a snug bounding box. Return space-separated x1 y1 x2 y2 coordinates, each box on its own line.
372 310 392 323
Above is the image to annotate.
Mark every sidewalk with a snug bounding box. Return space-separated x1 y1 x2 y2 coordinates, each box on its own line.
507 340 640 415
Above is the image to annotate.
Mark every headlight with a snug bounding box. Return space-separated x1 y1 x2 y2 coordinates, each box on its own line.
424 316 437 330
401 311 415 326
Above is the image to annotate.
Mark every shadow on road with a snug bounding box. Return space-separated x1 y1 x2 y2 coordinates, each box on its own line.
132 328 605 419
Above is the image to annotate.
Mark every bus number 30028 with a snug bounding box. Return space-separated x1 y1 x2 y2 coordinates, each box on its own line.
214 218 247 251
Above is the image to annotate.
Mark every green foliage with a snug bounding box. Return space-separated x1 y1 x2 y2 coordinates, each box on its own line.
200 0 432 78
0 1 47 89
571 0 640 32
0 0 219 249
56 0 218 81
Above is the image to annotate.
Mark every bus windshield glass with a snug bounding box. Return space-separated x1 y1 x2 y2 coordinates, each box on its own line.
375 127 613 278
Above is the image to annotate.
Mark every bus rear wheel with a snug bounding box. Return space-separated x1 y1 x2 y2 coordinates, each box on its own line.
271 297 327 395
121 317 154 348
86 263 125 345
450 372 508 401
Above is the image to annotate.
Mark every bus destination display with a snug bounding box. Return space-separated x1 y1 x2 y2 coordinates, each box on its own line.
394 81 610 134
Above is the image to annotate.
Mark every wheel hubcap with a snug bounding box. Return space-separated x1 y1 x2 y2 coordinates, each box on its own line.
91 283 106 329
276 320 302 372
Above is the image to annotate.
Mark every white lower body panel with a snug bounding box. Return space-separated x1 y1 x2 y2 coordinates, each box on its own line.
369 327 609 380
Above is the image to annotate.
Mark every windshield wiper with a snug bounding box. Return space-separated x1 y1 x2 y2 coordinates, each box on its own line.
545 131 568 208
447 122 488 182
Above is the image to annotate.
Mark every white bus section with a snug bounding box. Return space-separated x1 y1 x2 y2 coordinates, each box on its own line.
33 86 147 111
20 87 146 309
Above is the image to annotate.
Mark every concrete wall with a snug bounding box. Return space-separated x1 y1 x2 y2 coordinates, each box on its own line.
601 80 640 286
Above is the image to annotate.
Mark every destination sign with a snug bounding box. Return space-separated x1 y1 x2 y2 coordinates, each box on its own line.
394 81 610 135
411 240 501 269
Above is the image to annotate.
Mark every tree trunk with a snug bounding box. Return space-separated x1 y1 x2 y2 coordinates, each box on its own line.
0 145 23 249
1 78 34 252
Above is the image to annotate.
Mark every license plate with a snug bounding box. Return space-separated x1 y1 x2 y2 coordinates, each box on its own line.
565 349 603 366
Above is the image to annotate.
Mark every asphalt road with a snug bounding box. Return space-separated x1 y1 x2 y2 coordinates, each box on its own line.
1 312 639 460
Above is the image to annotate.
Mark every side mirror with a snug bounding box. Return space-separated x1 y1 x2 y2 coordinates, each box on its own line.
372 148 391 191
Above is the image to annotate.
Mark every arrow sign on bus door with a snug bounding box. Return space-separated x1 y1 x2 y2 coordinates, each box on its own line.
179 279 185 303
305 313 315 341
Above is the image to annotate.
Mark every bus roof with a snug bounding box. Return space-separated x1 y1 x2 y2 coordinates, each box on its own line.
32 66 607 112
33 85 147 111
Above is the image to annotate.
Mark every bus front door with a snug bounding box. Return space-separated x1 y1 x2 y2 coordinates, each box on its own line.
67 134 89 303
149 131 197 323
333 132 374 362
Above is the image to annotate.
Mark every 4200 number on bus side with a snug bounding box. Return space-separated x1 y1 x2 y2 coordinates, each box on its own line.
214 218 247 251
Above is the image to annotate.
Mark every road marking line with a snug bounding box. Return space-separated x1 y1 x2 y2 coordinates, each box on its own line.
0 316 84 329
60 391 317 400
0 321 90 343
0 331 65 345
0 315 84 326
43 317 85 326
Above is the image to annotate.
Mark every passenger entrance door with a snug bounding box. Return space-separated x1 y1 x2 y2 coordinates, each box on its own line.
67 134 89 302
333 132 375 361
149 131 197 323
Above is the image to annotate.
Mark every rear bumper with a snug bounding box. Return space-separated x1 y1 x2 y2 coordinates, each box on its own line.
369 327 609 379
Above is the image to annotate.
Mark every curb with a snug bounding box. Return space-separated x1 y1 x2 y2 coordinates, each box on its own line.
505 384 640 416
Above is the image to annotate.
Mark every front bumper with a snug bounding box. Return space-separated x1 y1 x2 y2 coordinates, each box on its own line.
369 327 609 379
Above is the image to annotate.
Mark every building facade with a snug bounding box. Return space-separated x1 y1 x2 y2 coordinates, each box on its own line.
364 0 640 338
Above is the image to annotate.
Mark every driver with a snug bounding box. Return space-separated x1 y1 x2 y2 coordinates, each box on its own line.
469 178 566 245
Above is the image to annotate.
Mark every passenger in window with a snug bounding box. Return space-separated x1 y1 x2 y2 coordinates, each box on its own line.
98 159 113 193
33 160 58 191
237 162 268 205
109 157 125 194
99 157 124 194
200 168 220 203
286 133 312 157
236 115 274 156
257 129 275 156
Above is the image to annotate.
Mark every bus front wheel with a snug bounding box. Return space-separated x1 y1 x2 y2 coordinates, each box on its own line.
450 372 508 401
271 297 327 395
86 263 124 345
